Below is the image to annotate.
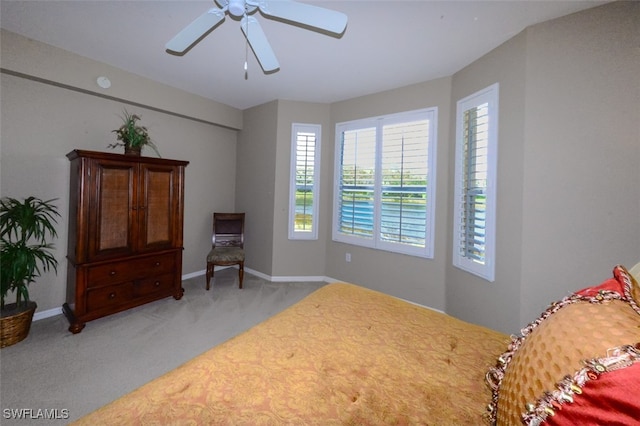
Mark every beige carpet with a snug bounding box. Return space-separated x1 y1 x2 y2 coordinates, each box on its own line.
0 268 326 425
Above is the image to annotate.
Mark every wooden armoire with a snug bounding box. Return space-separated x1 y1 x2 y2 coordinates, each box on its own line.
64 150 189 333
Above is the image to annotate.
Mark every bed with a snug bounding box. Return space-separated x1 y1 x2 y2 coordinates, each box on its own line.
73 264 640 425
72 283 508 425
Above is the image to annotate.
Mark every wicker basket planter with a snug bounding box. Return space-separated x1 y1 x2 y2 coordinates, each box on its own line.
1 302 37 348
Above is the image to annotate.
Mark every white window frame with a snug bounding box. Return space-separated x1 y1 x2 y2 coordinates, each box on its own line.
288 123 321 240
333 108 438 258
452 83 499 281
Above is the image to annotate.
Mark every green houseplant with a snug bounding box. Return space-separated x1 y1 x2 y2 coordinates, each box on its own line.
0 196 60 348
108 109 160 157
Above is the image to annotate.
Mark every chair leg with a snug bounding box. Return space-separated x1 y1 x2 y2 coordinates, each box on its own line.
238 261 244 289
206 263 213 290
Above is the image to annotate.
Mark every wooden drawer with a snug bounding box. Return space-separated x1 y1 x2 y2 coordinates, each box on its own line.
87 253 176 288
86 282 134 312
134 273 175 297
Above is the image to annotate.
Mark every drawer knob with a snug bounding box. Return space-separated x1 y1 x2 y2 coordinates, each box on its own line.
110 271 117 276
109 292 116 299
154 281 161 287
155 262 161 267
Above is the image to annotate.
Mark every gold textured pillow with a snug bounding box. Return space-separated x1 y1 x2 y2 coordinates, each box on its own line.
487 266 640 426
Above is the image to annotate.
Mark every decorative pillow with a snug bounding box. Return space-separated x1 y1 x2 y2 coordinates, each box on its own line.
485 265 640 425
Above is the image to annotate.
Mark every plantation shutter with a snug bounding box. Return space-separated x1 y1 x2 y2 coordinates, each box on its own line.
380 120 429 247
338 127 376 239
289 123 320 240
294 131 316 232
457 103 489 263
334 107 437 258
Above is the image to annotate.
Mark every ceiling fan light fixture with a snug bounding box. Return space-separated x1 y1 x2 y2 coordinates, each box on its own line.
228 0 245 18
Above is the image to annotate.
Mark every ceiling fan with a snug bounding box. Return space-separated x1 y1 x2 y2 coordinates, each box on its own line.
165 0 348 73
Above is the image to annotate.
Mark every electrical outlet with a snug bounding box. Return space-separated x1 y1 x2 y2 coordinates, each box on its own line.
345 253 351 262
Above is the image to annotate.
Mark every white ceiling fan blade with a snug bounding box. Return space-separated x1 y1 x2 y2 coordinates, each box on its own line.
258 0 347 35
241 16 280 72
166 8 226 53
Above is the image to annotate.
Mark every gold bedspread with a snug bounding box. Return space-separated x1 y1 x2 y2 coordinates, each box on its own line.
74 283 508 425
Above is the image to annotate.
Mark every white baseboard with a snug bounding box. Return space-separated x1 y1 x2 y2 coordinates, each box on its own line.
186 266 338 284
398 297 445 314
182 269 206 280
33 269 341 322
33 307 63 321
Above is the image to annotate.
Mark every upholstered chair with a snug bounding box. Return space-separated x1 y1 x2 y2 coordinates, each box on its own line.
206 213 245 289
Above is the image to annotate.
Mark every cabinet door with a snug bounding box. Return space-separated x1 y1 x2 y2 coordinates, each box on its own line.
88 160 137 260
137 163 180 251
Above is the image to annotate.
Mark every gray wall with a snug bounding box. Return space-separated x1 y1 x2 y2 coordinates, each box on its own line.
446 30 528 332
447 1 640 331
519 1 640 325
235 101 278 276
2 2 638 333
272 101 332 278
1 30 239 313
325 78 453 310
0 30 241 129
236 100 332 279
241 2 639 333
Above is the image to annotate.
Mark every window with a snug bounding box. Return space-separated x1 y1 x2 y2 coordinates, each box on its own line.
289 123 321 240
333 108 437 258
453 83 499 281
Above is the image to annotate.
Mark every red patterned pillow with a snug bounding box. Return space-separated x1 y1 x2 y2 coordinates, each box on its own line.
574 274 625 297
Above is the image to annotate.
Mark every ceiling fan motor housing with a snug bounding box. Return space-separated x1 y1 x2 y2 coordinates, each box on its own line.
228 0 246 17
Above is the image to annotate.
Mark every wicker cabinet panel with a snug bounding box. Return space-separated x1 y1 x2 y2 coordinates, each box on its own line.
144 167 172 245
95 163 135 254
64 150 188 334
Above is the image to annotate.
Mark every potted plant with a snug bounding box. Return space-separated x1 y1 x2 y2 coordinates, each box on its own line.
0 196 60 348
108 109 160 157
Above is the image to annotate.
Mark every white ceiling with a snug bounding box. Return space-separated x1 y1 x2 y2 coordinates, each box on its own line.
1 0 607 110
